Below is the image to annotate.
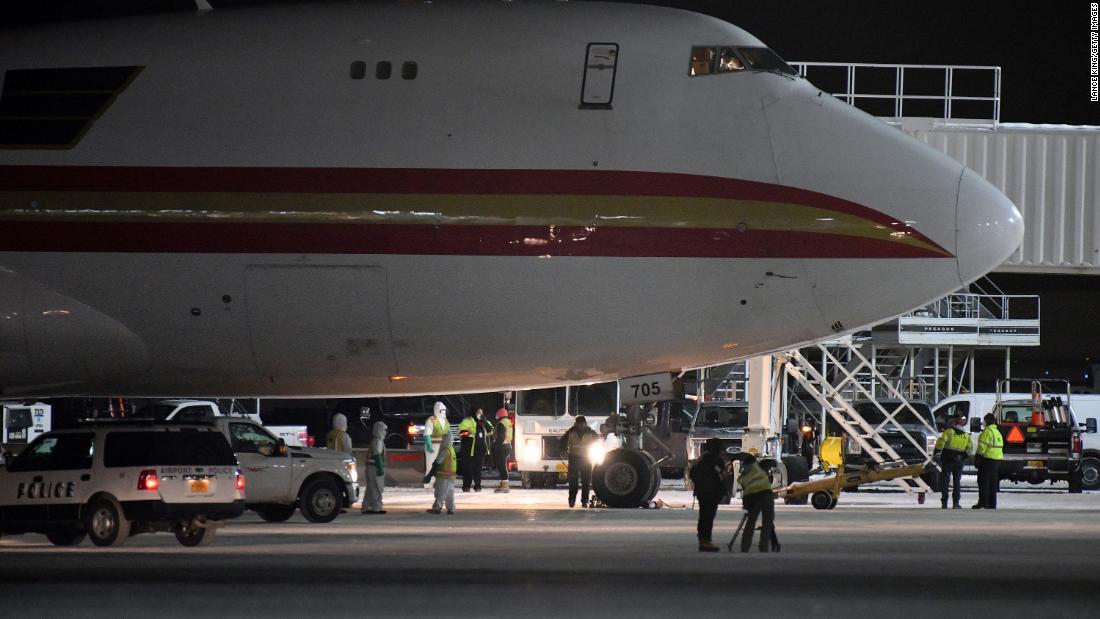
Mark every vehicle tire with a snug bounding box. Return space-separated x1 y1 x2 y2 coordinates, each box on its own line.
781 455 810 505
175 518 217 547
1079 456 1100 491
543 474 556 489
828 496 839 510
1068 469 1084 494
254 504 297 523
811 490 833 510
592 449 652 508
46 528 87 546
84 496 131 547
300 478 342 523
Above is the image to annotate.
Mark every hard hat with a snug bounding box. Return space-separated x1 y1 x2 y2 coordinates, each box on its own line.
496 407 509 419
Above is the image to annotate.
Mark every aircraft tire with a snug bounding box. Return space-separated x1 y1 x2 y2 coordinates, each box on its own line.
593 449 652 508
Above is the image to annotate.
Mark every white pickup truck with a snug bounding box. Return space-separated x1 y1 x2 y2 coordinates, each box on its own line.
135 401 358 522
134 400 312 447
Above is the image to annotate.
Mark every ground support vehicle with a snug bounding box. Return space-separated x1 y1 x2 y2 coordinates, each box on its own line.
514 384 615 489
210 417 358 522
933 391 1100 489
982 380 1086 493
0 423 245 546
784 436 926 509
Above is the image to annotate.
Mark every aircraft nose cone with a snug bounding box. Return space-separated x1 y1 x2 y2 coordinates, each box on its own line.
955 169 1023 285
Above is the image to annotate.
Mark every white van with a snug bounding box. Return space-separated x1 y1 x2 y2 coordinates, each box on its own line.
931 393 1100 490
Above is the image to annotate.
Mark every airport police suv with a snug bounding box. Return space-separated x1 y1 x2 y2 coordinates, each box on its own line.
0 422 245 546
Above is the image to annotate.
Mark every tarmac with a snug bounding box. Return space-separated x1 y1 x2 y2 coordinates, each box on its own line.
1 480 1097 618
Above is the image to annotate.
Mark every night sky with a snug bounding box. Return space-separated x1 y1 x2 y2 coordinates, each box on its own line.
5 0 1100 388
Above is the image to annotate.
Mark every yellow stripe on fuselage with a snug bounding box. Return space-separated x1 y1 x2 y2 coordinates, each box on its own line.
0 191 945 255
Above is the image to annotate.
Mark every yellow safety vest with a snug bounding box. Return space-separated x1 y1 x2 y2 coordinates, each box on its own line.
498 418 513 442
935 427 972 454
457 417 477 456
976 425 1004 460
437 446 457 480
325 428 348 452
428 417 456 479
737 462 772 496
566 427 596 456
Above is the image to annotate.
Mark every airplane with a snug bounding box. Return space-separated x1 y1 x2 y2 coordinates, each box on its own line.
0 0 1022 399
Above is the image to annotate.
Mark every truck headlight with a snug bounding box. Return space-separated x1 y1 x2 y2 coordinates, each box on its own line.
588 442 606 465
345 459 358 483
523 438 540 462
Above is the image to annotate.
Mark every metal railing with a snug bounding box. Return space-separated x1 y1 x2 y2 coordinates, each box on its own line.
906 293 1038 321
789 62 1001 123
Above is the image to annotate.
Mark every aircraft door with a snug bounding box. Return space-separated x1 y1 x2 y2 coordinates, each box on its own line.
245 265 396 383
580 43 618 108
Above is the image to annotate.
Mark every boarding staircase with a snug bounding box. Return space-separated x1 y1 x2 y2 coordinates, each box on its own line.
782 343 936 498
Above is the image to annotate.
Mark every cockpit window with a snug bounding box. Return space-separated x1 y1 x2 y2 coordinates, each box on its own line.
717 47 744 72
688 46 796 77
737 47 798 76
689 47 717 76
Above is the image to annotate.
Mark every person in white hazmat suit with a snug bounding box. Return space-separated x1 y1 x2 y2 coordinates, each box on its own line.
423 401 456 514
361 420 387 514
325 413 353 453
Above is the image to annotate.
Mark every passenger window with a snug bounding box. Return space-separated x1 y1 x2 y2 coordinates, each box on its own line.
401 61 418 80
376 61 392 80
350 61 366 80
9 433 94 471
689 47 715 76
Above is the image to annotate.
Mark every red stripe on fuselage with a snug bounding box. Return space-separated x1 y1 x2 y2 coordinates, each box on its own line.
0 166 952 258
0 221 947 258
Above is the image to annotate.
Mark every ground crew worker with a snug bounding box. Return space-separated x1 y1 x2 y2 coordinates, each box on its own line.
560 415 598 507
973 413 1004 509
933 414 973 509
492 408 512 493
689 438 726 552
735 452 776 553
325 413 352 453
458 408 491 492
362 420 387 514
424 402 456 514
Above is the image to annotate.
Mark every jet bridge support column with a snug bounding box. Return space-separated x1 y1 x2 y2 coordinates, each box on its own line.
743 355 783 457
743 355 812 504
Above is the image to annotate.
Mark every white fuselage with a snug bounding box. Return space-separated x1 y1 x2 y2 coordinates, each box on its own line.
0 2 1022 397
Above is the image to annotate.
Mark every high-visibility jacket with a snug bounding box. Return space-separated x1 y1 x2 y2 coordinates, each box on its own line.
325 428 350 453
563 426 597 457
427 416 456 478
437 445 457 480
426 417 451 451
457 416 477 456
737 462 772 496
934 427 972 455
977 424 1004 460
